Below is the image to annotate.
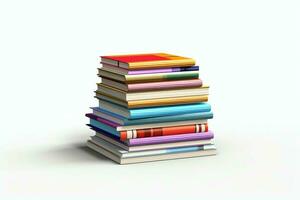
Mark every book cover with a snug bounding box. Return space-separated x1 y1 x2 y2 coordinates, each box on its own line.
88 136 216 158
96 93 208 108
101 53 195 69
86 114 208 140
119 124 208 140
87 118 209 141
93 132 213 152
88 125 215 146
98 100 211 119
87 140 217 164
96 83 209 101
90 107 213 125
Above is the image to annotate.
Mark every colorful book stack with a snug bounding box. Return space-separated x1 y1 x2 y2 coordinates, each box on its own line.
85 53 216 164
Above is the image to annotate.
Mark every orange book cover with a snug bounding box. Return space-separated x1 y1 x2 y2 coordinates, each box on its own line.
101 53 195 69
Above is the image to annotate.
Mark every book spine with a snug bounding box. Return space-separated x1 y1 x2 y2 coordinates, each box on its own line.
128 131 214 146
127 79 202 91
120 124 208 140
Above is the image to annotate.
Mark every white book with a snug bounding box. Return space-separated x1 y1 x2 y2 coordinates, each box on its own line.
87 140 217 164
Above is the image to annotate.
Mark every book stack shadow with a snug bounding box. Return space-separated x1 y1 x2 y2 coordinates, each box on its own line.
85 53 216 164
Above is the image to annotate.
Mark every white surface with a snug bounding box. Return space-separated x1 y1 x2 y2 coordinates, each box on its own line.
0 0 299 199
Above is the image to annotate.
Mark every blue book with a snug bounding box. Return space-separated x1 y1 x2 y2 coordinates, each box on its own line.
92 107 213 125
99 99 211 119
90 119 120 136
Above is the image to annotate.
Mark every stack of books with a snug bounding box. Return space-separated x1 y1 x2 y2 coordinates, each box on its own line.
85 53 216 164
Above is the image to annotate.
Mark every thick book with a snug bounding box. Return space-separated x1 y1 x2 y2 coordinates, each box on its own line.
98 69 199 83
93 132 213 151
96 93 208 108
87 139 217 164
90 107 213 126
100 64 199 76
89 126 215 146
87 118 208 141
86 114 208 140
101 78 203 92
101 53 195 69
119 124 208 140
98 100 211 119
96 83 209 101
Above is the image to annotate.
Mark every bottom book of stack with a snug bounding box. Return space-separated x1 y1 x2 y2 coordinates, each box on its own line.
86 128 217 164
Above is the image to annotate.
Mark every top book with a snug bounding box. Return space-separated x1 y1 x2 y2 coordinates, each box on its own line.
101 53 195 69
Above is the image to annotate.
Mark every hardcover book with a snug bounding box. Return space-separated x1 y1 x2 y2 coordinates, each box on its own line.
88 118 209 141
101 78 203 92
101 53 195 69
89 107 213 126
96 93 208 108
88 126 215 146
87 113 208 131
96 83 209 101
98 100 211 119
98 69 199 83
86 114 208 140
87 138 216 164
92 132 213 151
100 64 199 76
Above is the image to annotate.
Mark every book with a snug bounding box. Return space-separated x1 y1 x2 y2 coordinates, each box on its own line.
90 107 213 126
87 140 217 164
101 78 203 92
90 135 216 158
88 126 215 146
93 132 214 151
119 124 208 140
101 53 195 69
100 64 199 75
86 115 208 140
96 93 208 108
98 100 211 119
88 119 208 141
98 69 199 83
97 83 209 101
87 113 208 131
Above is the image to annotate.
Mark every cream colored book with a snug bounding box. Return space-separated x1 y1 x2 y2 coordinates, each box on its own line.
97 83 209 101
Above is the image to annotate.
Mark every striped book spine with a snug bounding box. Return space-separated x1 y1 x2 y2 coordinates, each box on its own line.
120 124 208 140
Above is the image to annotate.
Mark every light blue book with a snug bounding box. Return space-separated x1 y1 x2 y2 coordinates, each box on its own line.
90 119 120 136
98 99 211 119
92 107 214 125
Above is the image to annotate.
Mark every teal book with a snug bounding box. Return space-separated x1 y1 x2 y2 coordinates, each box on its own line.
99 99 211 119
90 109 213 126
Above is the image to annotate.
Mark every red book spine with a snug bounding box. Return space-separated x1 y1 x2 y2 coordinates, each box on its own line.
120 124 208 141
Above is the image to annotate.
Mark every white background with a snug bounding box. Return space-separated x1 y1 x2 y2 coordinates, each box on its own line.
0 0 299 199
